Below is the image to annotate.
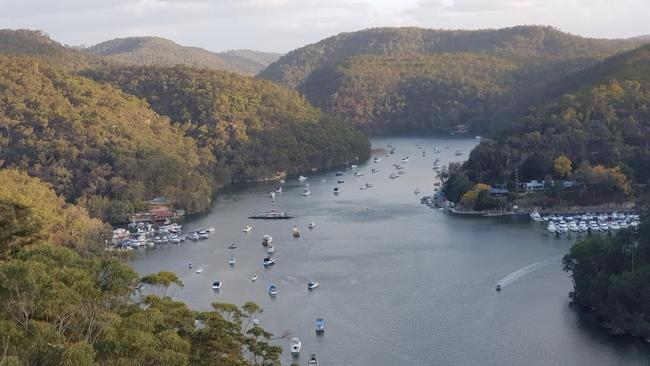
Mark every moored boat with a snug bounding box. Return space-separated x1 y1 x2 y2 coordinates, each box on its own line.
262 235 273 246
268 283 278 296
212 281 221 290
290 337 301 356
242 225 252 233
307 281 319 290
315 318 325 334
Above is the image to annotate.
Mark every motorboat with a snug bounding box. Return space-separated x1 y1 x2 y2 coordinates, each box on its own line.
227 242 238 249
315 318 325 335
268 284 278 296
337 179 345 184
308 354 319 366
354 171 364 177
373 157 381 163
290 337 301 356
333 187 340 195
292 226 301 238
557 223 569 233
242 225 252 233
263 257 276 266
335 172 344 176
228 255 236 265
252 318 260 326
251 274 258 282
389 173 399 179
301 188 311 196
275 186 282 193
455 149 464 156
568 222 579 232
267 246 275 254
206 227 215 232
196 268 204 274
530 211 543 222
307 281 319 290
350 164 358 169
547 222 556 233
249 210 294 219
298 175 308 181
189 232 200 241
414 189 420 195
371 168 378 174
269 191 276 198
496 284 501 292
359 185 367 190
262 235 273 246
212 281 221 290
309 222 316 229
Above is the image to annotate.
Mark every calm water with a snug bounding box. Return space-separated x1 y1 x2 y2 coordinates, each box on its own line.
129 137 650 366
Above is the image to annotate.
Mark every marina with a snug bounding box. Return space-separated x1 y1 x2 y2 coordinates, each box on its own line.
128 137 650 366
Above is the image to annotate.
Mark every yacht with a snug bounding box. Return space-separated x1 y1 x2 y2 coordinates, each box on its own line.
242 225 252 233
266 246 275 254
298 175 308 181
262 235 273 246
212 281 221 290
301 188 311 196
268 284 278 296
292 226 301 238
263 257 276 266
309 222 316 229
290 337 302 356
228 255 236 265
307 281 319 290
529 211 543 222
315 318 325 335
547 222 556 233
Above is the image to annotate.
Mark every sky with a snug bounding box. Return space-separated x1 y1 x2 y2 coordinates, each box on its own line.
1 0 649 53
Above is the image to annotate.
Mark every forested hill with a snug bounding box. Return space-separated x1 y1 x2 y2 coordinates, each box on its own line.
83 65 370 184
0 29 97 68
84 37 278 75
443 43 650 205
260 26 645 134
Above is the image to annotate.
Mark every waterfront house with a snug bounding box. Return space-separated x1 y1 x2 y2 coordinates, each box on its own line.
525 180 546 192
130 197 184 223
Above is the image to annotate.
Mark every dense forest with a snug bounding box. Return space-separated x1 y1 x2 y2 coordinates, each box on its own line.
83 37 280 75
83 65 370 184
0 169 282 365
443 44 650 207
260 26 645 133
563 213 650 339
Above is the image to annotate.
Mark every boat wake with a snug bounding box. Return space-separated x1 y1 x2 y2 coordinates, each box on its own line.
497 256 562 289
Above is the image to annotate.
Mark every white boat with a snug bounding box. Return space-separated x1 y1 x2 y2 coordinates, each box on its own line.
315 318 325 334
269 191 275 198
307 281 319 290
454 149 464 156
547 222 556 233
557 223 569 233
610 222 620 231
414 188 420 195
206 227 215 232
290 337 301 356
292 226 301 238
389 173 399 179
228 255 236 265
568 222 579 232
268 284 278 296
301 188 311 196
333 187 340 195
275 186 282 193
308 222 316 229
350 164 358 169
242 225 252 233
530 211 543 222
196 268 204 274
212 281 221 290
298 175 308 181
263 257 276 266
373 157 381 163
308 354 319 366
262 235 273 246
251 274 258 282
252 318 260 326
354 171 364 177
267 246 275 254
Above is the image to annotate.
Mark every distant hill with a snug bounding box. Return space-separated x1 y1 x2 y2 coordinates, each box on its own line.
84 37 279 75
260 26 644 133
0 29 96 68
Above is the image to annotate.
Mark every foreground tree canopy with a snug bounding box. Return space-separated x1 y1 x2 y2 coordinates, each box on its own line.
0 167 282 365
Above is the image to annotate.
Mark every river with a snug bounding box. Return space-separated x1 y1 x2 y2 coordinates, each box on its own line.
129 137 650 366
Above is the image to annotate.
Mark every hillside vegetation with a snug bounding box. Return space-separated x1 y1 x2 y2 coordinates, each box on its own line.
261 26 644 133
84 37 279 75
443 44 650 206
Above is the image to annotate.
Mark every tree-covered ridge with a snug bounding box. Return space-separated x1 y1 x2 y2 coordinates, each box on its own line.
260 25 642 89
84 37 278 75
563 214 650 338
83 65 371 183
0 172 283 365
0 29 96 69
300 53 519 133
443 43 650 206
0 56 215 223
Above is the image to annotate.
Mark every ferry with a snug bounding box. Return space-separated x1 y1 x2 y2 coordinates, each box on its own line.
249 210 294 219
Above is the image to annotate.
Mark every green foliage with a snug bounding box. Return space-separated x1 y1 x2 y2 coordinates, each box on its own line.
563 216 650 338
83 65 371 183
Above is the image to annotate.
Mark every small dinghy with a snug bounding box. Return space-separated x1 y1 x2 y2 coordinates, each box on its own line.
228 255 236 265
307 281 319 290
268 283 278 296
212 281 221 290
251 274 258 282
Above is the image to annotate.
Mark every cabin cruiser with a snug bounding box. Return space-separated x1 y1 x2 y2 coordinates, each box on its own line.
242 225 252 233
529 211 543 222
249 210 294 219
547 222 556 233
298 175 308 181
610 222 620 231
266 246 275 254
307 281 319 290
315 318 325 335
309 222 316 229
268 284 278 296
292 226 301 238
308 354 319 366
557 223 569 233
207 227 215 232
333 187 340 195
589 221 600 232
212 281 221 290
599 222 610 231
568 222 579 232
301 188 311 196
263 257 276 266
290 337 301 356
228 255 236 265
262 235 273 246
